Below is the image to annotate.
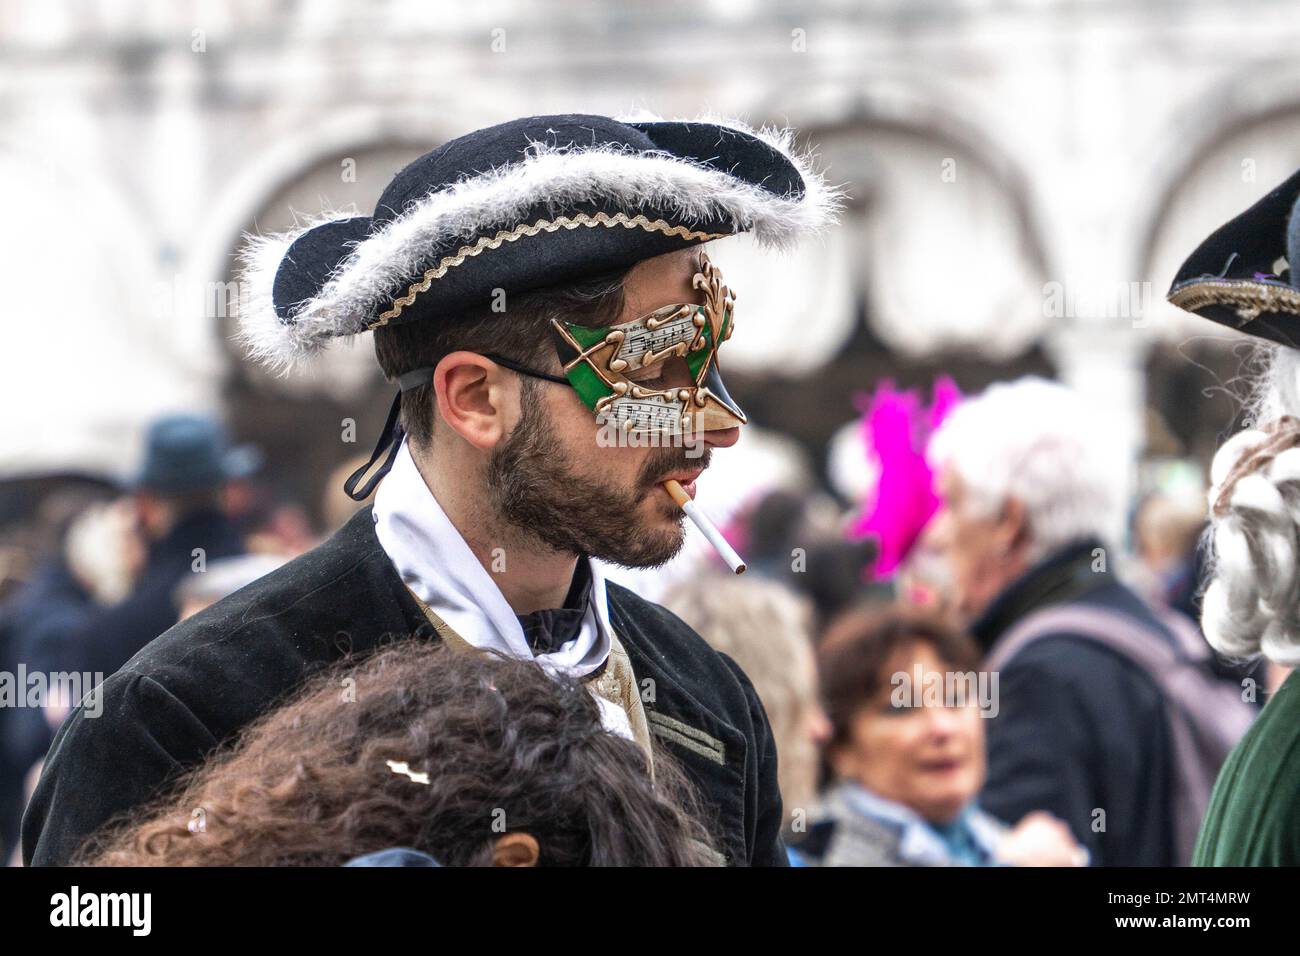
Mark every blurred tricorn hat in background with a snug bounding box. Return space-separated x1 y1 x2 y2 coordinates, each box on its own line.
1167 166 1300 348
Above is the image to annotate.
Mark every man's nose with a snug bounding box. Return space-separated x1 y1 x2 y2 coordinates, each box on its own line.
703 426 740 449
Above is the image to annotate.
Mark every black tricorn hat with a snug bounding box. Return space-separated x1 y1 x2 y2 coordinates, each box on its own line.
239 112 840 370
1167 166 1300 347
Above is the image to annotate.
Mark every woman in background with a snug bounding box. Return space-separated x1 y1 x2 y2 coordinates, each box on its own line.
797 605 1085 867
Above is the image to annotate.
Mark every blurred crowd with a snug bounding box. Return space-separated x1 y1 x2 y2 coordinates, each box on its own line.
0 373 1282 867
0 414 371 863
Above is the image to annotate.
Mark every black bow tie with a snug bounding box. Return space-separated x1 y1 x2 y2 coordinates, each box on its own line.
516 559 593 656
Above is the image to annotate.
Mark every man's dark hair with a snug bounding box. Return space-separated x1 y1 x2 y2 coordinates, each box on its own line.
373 271 630 447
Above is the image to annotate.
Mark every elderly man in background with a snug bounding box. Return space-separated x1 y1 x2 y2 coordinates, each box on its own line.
924 376 1248 866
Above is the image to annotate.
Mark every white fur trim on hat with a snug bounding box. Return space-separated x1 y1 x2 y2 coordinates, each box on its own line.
237 116 843 371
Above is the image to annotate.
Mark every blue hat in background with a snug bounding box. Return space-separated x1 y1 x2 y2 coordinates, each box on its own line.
135 414 261 495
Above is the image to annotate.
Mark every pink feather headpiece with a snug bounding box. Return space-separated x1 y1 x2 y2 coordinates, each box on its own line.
849 377 961 580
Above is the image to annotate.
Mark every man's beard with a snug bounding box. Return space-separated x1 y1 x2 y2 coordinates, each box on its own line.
486 383 709 568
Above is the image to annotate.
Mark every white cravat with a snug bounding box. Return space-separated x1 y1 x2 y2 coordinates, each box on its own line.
372 441 631 739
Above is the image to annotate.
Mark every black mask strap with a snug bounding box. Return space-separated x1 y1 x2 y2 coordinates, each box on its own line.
343 366 448 501
343 390 405 502
482 353 572 386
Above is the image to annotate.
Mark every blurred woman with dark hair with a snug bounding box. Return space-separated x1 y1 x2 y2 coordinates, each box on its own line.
795 604 1085 867
77 641 720 867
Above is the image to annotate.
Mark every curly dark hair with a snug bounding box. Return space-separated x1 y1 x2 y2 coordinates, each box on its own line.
78 641 721 866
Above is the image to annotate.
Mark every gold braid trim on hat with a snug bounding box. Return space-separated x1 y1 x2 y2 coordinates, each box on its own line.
1212 415 1300 518
369 212 730 328
1168 280 1300 325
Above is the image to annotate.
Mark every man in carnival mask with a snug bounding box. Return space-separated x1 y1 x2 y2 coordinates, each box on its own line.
25 113 838 866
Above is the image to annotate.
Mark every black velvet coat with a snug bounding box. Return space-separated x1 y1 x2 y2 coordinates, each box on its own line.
22 507 786 867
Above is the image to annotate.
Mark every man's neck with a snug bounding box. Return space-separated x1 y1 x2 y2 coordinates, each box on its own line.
410 445 578 615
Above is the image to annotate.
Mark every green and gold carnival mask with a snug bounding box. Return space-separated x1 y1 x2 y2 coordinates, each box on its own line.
549 254 747 436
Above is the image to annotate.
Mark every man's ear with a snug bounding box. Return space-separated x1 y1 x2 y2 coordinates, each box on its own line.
433 351 515 450
999 497 1030 554
491 832 540 867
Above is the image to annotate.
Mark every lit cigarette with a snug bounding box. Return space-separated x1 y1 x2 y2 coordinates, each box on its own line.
663 479 746 574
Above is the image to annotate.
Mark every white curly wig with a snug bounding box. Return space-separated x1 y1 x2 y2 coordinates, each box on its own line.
1202 345 1300 668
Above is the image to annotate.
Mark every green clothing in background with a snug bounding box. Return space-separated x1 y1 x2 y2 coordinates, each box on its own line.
1195 669 1300 866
